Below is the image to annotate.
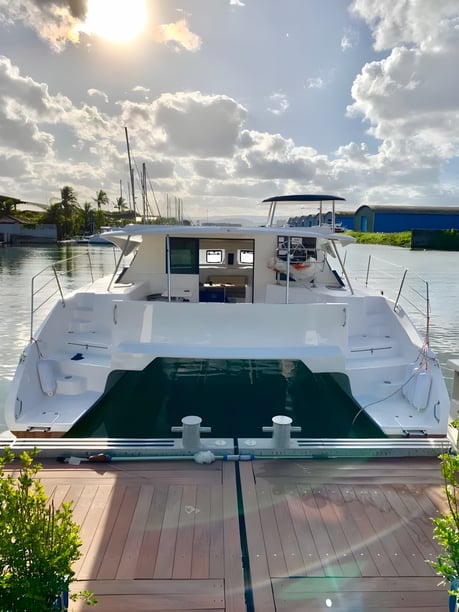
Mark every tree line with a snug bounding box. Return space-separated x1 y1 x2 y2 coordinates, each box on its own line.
40 186 130 240
0 186 129 240
0 186 188 240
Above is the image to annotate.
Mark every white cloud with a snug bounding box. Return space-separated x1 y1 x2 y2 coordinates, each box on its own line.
346 0 459 199
350 0 459 51
132 85 150 94
0 1 203 54
153 92 247 157
153 19 201 52
0 0 83 52
267 92 290 115
306 77 325 89
87 88 109 104
341 28 358 51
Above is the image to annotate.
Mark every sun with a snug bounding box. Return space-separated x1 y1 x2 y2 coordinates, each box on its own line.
83 0 147 43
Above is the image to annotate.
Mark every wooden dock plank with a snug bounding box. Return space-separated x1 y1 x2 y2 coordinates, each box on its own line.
48 482 71 509
136 483 169 579
222 461 246 612
284 484 325 577
239 461 276 612
74 484 113 577
256 479 288 576
173 484 198 579
339 485 396 576
381 485 438 575
311 483 361 577
314 483 363 577
270 484 306 577
72 578 225 611
271 486 304 576
82 483 127 580
96 484 141 579
252 457 443 484
272 576 448 611
191 484 212 579
209 476 225 579
354 485 418 576
116 484 155 579
153 485 183 579
296 483 344 577
327 484 379 577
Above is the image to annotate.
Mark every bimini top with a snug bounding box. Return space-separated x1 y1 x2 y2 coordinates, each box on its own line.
262 194 346 227
262 194 346 203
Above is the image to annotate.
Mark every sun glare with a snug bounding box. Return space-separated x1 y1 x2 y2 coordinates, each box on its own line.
83 0 147 42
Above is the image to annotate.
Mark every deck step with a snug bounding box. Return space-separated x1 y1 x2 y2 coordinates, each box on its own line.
56 374 87 395
68 319 94 333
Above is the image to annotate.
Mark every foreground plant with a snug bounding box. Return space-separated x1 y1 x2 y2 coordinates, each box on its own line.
0 447 96 610
430 450 459 600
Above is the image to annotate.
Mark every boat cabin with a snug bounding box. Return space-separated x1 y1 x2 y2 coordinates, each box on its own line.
111 225 351 305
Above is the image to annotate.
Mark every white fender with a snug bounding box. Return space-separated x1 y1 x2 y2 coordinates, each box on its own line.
403 368 431 412
37 359 57 397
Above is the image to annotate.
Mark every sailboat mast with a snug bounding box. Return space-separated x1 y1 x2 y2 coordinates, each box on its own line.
124 127 137 220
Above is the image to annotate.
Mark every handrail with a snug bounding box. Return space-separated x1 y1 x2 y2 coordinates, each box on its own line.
30 251 94 340
362 255 431 345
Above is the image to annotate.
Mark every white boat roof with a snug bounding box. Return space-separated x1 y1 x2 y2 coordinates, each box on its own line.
104 223 355 251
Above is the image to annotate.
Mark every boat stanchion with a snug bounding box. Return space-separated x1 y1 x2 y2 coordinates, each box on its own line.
262 415 301 449
171 415 211 450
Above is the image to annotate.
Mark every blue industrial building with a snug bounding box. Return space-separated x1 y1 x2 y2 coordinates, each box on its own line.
288 204 459 233
354 205 459 232
288 211 354 230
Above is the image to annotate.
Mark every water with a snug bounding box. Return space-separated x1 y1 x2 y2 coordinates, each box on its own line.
66 358 383 439
1 243 458 433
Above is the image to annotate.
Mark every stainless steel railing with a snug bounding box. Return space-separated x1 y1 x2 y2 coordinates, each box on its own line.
364 254 430 345
30 251 95 340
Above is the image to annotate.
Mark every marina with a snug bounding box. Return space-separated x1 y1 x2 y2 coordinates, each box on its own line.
1 1 459 608
1 222 459 610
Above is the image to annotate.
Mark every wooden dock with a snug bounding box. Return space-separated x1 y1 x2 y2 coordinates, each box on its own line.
24 456 451 611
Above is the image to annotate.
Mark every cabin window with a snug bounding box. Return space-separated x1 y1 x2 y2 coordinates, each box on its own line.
167 238 199 274
239 249 254 264
205 249 224 264
276 236 317 262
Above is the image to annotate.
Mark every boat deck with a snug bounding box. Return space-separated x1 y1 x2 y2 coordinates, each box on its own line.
22 456 450 611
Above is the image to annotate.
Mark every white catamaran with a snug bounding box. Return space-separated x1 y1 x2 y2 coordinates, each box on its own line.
5 195 453 454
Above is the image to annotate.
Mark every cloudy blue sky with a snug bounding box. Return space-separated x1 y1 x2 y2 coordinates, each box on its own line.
0 0 458 221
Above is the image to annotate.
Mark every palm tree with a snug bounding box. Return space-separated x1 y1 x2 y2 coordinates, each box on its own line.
93 190 110 211
60 186 80 239
81 202 93 234
115 195 127 213
43 186 81 240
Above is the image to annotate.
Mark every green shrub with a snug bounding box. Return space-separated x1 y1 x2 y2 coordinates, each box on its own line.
430 451 459 597
0 447 95 610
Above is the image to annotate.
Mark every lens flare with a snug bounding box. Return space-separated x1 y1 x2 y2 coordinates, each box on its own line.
83 0 147 42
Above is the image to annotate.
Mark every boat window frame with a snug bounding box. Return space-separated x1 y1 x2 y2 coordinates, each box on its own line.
166 237 199 274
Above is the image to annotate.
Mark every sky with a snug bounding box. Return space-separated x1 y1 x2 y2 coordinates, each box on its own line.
0 0 458 222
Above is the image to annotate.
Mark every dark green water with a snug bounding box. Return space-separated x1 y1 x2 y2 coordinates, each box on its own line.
66 358 385 439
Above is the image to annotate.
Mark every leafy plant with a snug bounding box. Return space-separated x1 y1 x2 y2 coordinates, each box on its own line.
430 450 459 599
0 447 96 610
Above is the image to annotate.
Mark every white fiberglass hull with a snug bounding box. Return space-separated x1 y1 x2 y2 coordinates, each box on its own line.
5 282 451 439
